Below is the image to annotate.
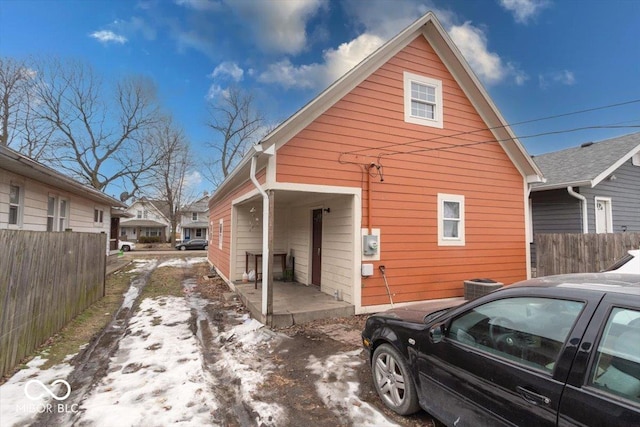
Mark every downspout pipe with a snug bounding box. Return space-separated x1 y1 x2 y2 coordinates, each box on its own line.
567 186 588 233
250 148 271 316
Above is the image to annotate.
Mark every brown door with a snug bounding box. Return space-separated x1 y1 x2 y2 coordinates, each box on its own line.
312 209 322 286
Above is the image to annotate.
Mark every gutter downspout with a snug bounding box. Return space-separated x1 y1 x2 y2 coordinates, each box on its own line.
567 186 588 233
250 149 271 318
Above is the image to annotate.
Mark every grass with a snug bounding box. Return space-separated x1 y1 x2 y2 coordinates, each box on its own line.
35 267 134 371
139 265 188 300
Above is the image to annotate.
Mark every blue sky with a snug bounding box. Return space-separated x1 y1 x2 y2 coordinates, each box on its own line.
2 0 639 197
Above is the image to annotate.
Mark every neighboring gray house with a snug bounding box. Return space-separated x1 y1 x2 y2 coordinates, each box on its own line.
180 193 209 241
530 133 640 235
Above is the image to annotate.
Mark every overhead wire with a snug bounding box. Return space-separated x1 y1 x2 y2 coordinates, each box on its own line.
337 98 640 162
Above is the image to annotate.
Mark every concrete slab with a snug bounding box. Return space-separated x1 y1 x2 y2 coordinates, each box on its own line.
233 281 354 328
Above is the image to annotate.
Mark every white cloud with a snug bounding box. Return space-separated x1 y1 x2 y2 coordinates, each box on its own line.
174 0 222 11
184 170 204 189
499 0 550 24
539 70 576 88
259 33 384 89
113 17 157 41
210 61 244 82
90 30 127 44
205 84 229 100
226 0 327 54
448 22 527 86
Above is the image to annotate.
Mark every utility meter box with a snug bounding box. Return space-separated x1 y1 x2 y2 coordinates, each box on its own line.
363 235 379 256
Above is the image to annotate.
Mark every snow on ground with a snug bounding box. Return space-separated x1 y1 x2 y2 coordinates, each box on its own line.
157 257 207 268
308 350 399 427
0 356 74 426
77 295 219 426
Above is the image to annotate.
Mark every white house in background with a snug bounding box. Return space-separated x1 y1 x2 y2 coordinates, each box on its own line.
180 193 210 241
0 145 127 253
120 197 172 242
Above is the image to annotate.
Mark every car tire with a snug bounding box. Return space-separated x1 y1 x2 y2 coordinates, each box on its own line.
180 246 187 251
121 245 130 252
372 343 420 415
203 245 208 250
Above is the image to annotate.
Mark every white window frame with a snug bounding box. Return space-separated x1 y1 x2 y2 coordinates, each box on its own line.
58 198 68 231
192 212 198 221
404 72 443 128
94 207 104 226
47 195 56 231
594 196 613 233
437 193 465 246
9 183 24 227
218 219 223 250
136 210 142 219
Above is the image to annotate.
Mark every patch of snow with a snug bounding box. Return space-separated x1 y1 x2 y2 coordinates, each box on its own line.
157 257 207 268
307 350 399 427
128 259 157 273
77 296 219 426
0 356 74 427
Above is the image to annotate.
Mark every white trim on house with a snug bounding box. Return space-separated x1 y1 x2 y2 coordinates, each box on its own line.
594 196 613 233
591 145 640 187
403 72 443 128
437 193 465 246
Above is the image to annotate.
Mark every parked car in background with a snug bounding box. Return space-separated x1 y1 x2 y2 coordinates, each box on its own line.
604 249 640 274
118 240 135 252
175 239 208 251
362 273 640 426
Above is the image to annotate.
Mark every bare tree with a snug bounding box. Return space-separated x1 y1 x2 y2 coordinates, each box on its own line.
30 58 162 194
204 86 264 187
147 116 193 245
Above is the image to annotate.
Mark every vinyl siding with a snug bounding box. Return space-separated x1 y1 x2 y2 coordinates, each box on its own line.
581 159 640 233
530 189 583 234
276 35 528 306
0 170 112 250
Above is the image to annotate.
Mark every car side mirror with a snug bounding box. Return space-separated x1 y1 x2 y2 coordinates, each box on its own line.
429 324 445 343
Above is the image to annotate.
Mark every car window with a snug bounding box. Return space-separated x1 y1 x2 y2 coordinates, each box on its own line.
448 297 584 372
589 307 640 403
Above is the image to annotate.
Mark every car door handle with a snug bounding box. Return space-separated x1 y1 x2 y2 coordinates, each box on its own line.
516 386 551 406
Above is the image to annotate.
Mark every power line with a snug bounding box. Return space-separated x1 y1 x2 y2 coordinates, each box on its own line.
338 98 640 159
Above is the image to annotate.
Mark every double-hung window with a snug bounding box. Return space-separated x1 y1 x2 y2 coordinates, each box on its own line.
404 72 443 128
58 199 68 231
9 184 23 226
47 196 56 231
192 212 198 221
94 208 104 225
438 193 465 246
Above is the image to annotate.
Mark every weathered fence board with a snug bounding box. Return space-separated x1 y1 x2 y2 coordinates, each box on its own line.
0 230 106 377
535 233 640 277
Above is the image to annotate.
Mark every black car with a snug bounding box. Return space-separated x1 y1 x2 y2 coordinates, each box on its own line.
362 273 640 426
175 239 208 250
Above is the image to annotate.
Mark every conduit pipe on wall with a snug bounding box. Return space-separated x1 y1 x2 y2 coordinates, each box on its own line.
567 186 588 233
250 144 274 316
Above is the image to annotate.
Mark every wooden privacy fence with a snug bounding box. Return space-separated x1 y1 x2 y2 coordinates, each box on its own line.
535 232 640 277
0 230 106 377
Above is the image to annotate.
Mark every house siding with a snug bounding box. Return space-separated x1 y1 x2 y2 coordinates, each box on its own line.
581 159 640 233
275 35 528 306
530 189 583 234
0 170 112 249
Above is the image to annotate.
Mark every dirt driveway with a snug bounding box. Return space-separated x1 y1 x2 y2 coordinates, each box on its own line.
1 255 438 427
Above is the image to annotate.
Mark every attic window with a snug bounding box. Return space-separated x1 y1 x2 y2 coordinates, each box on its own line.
404 72 443 128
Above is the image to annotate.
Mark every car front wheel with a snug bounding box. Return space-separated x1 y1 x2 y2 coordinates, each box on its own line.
203 245 208 250
372 343 420 415
180 246 186 251
121 245 130 252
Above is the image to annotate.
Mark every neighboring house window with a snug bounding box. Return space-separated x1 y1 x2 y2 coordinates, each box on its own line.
9 184 23 226
136 210 142 219
192 212 198 221
438 193 465 246
59 199 68 231
404 72 443 128
196 229 202 237
143 210 149 219
94 208 104 224
218 219 223 250
595 197 613 234
47 196 56 231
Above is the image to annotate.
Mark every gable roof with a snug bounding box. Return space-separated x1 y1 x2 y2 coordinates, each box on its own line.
127 197 171 222
531 132 640 191
0 145 125 208
182 194 210 213
210 11 543 204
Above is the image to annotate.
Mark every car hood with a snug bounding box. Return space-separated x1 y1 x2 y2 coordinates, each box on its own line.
374 299 465 324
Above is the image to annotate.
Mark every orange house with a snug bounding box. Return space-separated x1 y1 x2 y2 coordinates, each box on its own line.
208 12 543 319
